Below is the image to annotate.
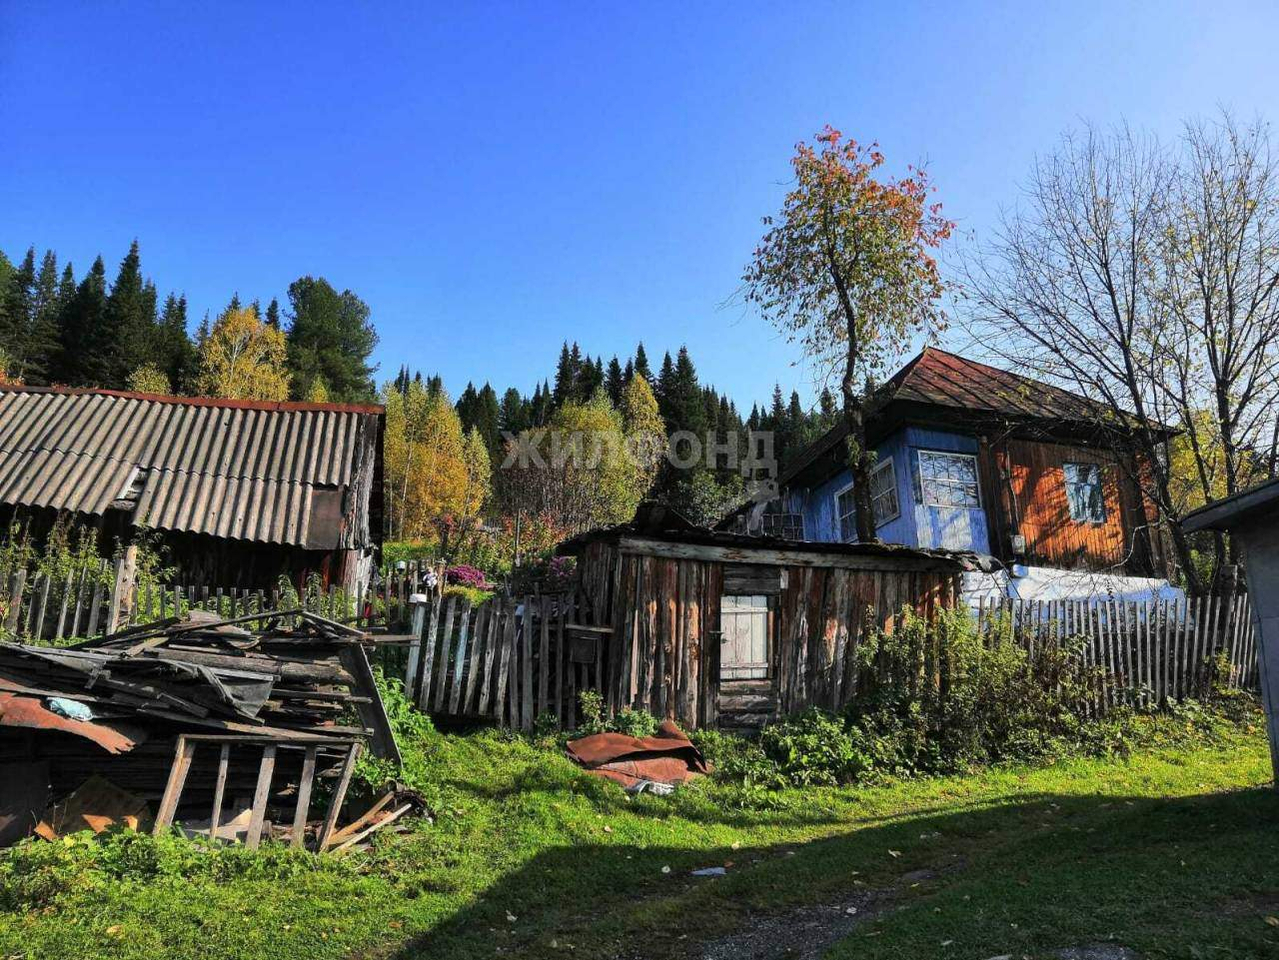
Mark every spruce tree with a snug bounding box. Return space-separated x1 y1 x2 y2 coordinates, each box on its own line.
0 248 36 379
474 383 501 455
60 257 109 386
25 250 62 384
103 240 159 386
284 277 378 402
498 387 528 436
158 293 197 392
552 342 581 408
456 382 479 430
605 356 624 407
655 351 675 421
633 342 652 383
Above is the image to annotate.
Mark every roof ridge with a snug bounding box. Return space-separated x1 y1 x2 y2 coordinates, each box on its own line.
0 384 384 416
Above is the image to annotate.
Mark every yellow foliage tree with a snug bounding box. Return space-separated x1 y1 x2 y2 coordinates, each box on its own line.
127 363 172 395
196 306 290 401
382 380 491 556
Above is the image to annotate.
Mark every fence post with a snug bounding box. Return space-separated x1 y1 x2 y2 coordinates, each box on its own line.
107 545 139 634
405 595 429 699
5 567 26 636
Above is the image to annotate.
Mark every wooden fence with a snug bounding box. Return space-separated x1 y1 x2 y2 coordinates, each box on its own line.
400 592 600 730
973 593 1259 708
0 557 437 644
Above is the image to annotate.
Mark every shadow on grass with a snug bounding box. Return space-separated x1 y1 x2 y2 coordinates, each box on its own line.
385 784 1279 960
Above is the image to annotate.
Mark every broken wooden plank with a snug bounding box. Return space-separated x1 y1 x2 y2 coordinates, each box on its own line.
317 742 362 851
245 743 277 850
291 745 318 850
152 735 196 835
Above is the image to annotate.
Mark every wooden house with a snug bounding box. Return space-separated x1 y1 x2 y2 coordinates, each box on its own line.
727 349 1171 585
0 385 384 592
559 503 989 731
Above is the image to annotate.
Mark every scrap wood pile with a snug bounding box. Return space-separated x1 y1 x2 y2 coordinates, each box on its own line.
0 609 421 853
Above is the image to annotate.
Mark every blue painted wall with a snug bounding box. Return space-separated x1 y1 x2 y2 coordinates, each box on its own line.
784 425 991 553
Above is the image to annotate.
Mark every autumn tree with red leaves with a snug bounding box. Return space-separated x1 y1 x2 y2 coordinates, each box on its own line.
744 128 953 541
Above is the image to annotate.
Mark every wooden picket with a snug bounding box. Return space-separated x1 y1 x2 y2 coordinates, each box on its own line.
973 593 1259 707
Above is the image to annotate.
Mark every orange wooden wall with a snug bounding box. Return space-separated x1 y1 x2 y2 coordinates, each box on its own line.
1005 439 1136 570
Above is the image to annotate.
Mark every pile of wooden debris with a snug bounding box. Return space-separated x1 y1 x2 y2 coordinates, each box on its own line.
0 609 419 852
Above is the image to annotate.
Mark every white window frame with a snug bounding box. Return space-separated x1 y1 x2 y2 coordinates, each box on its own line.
869 456 900 527
835 482 857 542
1063 461 1107 523
917 449 981 509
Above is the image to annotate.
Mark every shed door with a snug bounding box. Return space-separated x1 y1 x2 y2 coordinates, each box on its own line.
721 594 769 679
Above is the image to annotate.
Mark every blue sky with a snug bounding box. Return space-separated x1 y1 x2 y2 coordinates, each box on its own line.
3 1 1278 409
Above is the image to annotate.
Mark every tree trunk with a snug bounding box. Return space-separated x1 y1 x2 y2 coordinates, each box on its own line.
840 378 877 543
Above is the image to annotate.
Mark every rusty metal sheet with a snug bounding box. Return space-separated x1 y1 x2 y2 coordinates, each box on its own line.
0 693 144 754
565 719 709 783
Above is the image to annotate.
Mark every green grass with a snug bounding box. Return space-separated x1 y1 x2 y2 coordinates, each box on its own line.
1 714 1275 960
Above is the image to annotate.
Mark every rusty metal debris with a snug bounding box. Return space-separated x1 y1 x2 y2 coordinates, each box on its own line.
565 719 709 792
0 609 414 852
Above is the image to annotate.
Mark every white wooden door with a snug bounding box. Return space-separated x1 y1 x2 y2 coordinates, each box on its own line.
721 594 769 679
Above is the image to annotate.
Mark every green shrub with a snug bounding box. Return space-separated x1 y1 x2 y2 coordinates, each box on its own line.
441 584 495 606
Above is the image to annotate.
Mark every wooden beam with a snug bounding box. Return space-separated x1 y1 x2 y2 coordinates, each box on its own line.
209 742 230 842
616 537 964 573
317 742 361 851
291 746 318 849
152 735 195 835
245 744 277 850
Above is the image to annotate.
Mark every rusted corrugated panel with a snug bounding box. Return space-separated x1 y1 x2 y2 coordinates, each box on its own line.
0 388 379 547
0 693 142 753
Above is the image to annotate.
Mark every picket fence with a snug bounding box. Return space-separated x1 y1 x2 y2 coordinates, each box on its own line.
973 593 1259 710
400 590 1261 731
0 557 437 643
400 592 599 730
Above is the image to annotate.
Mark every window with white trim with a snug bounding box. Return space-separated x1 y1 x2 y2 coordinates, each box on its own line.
1063 462 1106 522
869 456 899 526
918 450 980 508
836 485 857 541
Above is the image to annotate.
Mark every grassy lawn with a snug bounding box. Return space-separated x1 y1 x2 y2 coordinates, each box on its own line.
1 718 1276 960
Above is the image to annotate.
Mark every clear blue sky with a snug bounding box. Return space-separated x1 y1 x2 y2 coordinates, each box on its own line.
3 1 1278 409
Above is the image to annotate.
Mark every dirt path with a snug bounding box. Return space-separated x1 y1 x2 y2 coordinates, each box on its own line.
698 868 937 960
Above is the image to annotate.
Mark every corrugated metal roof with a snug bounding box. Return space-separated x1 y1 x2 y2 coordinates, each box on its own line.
0 387 382 547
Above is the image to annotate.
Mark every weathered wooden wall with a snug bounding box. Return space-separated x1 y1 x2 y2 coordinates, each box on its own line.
575 541 961 729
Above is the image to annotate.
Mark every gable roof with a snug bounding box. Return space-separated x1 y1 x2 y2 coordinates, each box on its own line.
0 385 383 548
779 348 1122 489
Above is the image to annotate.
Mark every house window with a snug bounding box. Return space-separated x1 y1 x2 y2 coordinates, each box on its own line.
836 485 857 541
1064 462 1106 522
869 457 899 526
918 450 980 508
761 512 805 540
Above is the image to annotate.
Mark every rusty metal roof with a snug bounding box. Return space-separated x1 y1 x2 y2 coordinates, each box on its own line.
886 347 1110 423
0 386 383 547
776 348 1126 490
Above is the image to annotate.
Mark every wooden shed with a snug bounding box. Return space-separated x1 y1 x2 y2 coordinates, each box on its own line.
558 504 988 731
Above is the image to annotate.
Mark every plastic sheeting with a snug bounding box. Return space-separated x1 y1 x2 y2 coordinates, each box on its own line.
962 565 1184 606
